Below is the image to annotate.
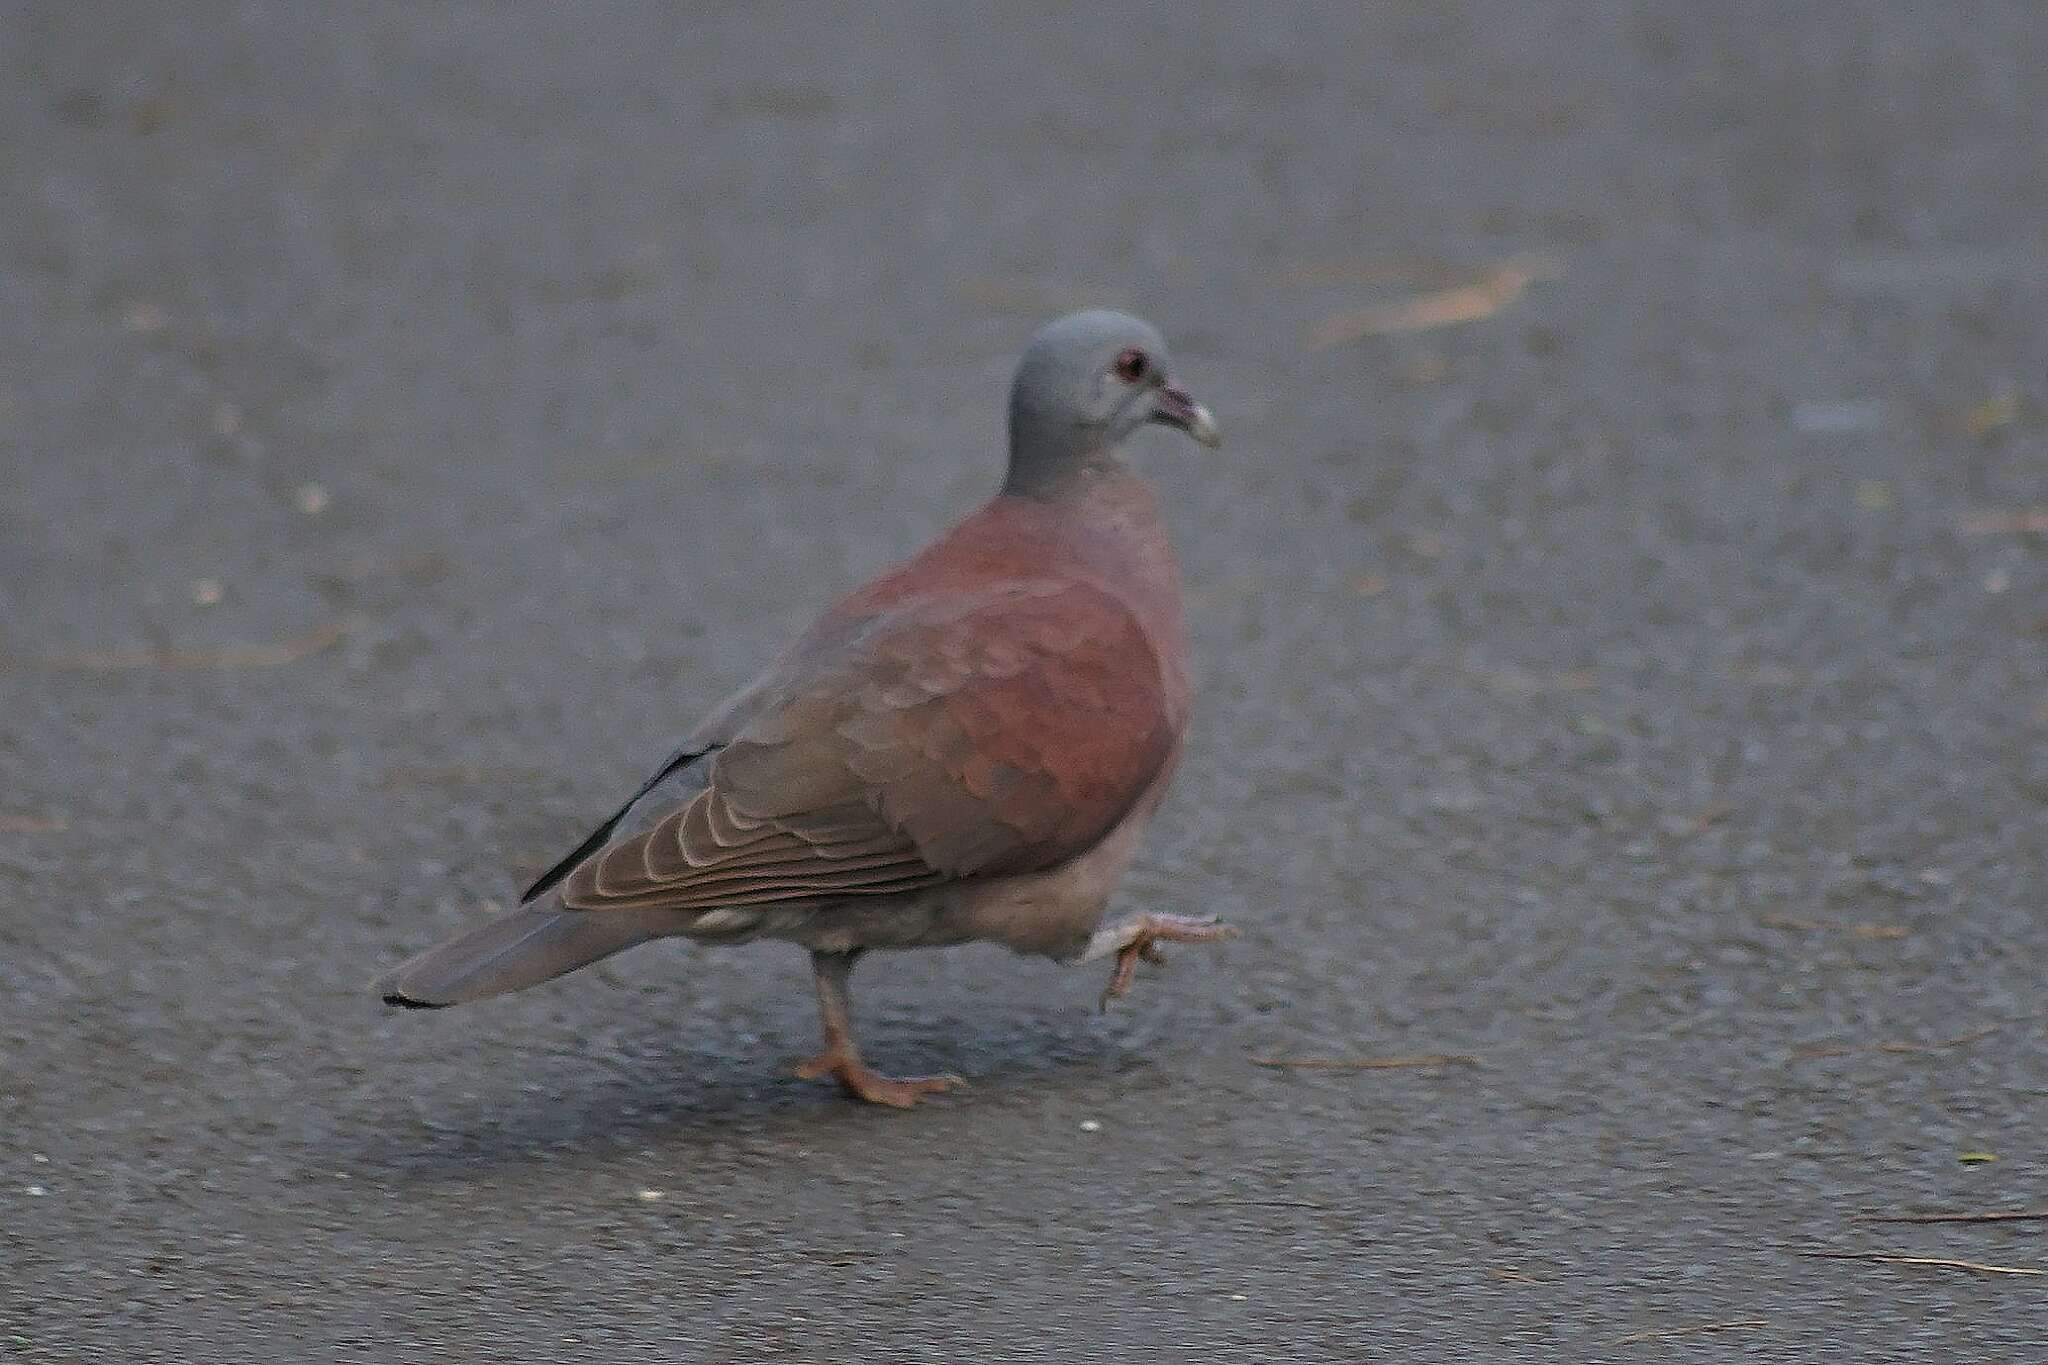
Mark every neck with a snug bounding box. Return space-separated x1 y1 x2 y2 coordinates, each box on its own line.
1003 425 1126 498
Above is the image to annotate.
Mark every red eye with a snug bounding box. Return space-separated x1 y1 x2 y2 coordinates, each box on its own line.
1111 347 1149 383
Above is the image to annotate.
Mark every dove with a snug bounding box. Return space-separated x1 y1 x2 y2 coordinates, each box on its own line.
376 310 1233 1106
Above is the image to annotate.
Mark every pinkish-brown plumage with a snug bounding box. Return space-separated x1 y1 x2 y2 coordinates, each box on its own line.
376 310 1233 1106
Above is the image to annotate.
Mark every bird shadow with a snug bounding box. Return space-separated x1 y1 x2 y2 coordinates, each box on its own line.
333 1012 1161 1187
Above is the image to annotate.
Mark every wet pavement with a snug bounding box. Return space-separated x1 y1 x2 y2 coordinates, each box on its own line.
3 3 2045 1360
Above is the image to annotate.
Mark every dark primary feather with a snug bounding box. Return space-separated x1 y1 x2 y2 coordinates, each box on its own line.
518 743 719 903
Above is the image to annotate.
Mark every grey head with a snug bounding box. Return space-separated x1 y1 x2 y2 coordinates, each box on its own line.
1004 310 1220 494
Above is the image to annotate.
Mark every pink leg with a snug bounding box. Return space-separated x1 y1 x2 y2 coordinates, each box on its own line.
792 950 966 1109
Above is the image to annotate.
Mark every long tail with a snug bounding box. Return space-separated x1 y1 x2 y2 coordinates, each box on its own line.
375 901 672 1008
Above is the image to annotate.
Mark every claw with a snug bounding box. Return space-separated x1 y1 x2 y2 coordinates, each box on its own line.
1097 913 1238 1011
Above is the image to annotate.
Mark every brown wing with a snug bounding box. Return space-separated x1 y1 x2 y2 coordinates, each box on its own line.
558 581 1179 913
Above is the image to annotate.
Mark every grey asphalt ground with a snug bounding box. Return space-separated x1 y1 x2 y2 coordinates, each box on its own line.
3 3 2045 1360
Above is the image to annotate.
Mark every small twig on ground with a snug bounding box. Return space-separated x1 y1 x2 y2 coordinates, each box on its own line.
1955 508 2048 536
1759 914 1908 940
1798 1250 2045 1277
1793 1026 1999 1059
1854 1209 2048 1225
1304 256 1561 350
1790 1013 2041 1060
1614 1319 1769 1346
1251 1053 1481 1071
13 617 357 672
0 814 68 834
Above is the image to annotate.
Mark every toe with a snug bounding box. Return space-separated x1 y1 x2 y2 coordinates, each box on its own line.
854 1071 966 1109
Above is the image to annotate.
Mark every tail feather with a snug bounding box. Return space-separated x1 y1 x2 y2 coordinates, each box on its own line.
375 901 672 1007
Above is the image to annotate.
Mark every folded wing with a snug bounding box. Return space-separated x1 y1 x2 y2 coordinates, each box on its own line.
558 580 1177 915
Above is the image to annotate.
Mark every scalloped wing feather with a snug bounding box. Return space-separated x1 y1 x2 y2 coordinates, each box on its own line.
556 580 1177 915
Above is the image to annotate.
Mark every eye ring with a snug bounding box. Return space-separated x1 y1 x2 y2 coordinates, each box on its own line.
1111 347 1149 384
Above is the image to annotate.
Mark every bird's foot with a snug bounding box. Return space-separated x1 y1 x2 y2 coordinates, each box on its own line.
1097 913 1239 1011
792 1049 967 1109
